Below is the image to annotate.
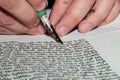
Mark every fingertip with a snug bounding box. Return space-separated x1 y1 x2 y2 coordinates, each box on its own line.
56 26 68 37
78 21 94 33
50 11 57 26
36 0 48 11
27 0 48 11
50 0 73 26
50 7 64 26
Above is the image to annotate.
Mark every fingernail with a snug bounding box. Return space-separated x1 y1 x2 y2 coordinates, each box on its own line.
80 23 93 33
57 26 68 36
37 1 47 11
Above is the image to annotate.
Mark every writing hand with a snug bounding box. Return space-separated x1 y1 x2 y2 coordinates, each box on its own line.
0 0 48 34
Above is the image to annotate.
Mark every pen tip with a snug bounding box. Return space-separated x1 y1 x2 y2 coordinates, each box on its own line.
59 40 63 45
49 25 63 45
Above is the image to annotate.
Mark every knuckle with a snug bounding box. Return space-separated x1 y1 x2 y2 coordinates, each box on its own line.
66 12 81 25
65 15 80 27
88 13 105 27
94 13 104 23
0 12 15 26
0 0 18 10
70 15 80 25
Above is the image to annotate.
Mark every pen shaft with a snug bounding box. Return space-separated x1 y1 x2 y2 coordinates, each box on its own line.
37 10 63 44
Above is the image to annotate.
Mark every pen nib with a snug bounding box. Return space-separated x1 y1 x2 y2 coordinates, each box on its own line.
49 25 63 44
53 34 63 44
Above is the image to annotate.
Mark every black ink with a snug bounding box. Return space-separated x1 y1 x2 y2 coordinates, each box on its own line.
0 39 119 80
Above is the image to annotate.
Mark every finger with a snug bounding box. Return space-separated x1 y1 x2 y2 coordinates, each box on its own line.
55 0 95 36
0 9 45 35
27 0 48 11
78 0 115 33
0 0 39 28
102 0 120 25
25 25 46 35
0 26 17 35
50 0 73 26
0 8 30 33
0 8 15 27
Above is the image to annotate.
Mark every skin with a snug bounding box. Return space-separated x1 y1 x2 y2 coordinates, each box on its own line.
0 0 48 34
0 0 120 36
50 0 120 36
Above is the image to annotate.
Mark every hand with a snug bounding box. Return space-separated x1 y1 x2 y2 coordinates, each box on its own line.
50 0 120 36
0 0 48 34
